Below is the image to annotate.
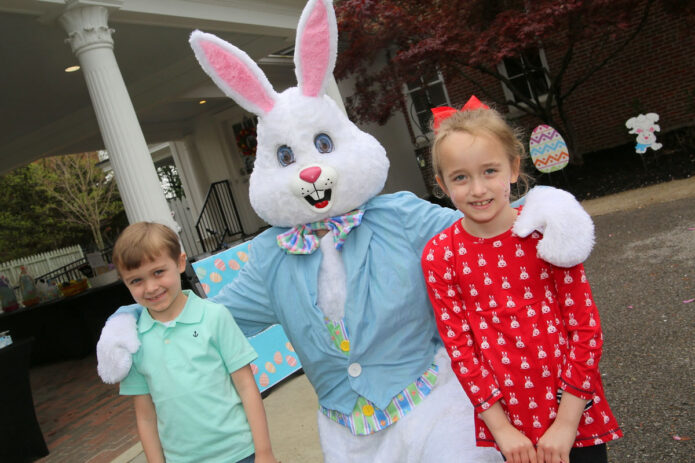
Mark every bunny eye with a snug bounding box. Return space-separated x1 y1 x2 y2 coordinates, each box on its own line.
277 145 295 167
314 133 334 154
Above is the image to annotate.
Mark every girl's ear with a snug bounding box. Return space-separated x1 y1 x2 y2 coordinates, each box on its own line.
510 157 521 183
294 0 338 97
435 175 450 197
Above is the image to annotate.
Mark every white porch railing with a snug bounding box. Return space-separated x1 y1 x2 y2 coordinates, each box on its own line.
0 245 84 288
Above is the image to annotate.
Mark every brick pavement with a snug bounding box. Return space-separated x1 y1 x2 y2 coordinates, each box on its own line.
30 354 139 463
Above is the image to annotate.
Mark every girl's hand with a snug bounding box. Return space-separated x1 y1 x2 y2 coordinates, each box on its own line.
481 402 536 463
494 424 537 463
535 421 575 463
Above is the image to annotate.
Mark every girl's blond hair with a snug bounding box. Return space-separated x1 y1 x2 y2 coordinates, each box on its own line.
431 105 532 198
112 222 181 272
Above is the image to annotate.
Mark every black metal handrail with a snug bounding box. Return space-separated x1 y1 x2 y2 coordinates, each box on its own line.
34 248 113 286
195 181 245 253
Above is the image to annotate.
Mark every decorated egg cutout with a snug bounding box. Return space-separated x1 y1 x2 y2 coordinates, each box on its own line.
214 258 226 271
259 373 270 388
265 361 276 374
201 283 210 294
210 272 222 283
195 267 207 278
285 341 294 352
250 363 259 375
237 251 249 262
273 351 283 364
229 260 241 271
286 355 298 367
529 125 569 173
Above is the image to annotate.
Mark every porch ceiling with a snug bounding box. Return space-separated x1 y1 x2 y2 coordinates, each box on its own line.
0 0 303 174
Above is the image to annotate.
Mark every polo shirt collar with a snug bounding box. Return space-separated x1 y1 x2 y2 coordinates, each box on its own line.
137 290 203 333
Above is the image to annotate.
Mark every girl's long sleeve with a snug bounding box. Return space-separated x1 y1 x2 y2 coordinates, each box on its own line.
551 264 604 400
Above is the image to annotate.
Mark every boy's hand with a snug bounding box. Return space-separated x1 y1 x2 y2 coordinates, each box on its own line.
494 423 537 463
536 420 575 463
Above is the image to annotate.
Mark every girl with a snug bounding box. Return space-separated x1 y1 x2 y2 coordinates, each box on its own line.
421 97 622 463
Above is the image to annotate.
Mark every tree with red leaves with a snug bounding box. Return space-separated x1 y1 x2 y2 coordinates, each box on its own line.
334 0 690 162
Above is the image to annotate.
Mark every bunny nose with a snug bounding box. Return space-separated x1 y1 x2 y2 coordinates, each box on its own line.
299 166 322 183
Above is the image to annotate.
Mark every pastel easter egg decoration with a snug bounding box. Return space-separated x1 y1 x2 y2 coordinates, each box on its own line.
237 251 249 262
210 272 222 283
285 341 295 352
201 283 210 294
214 258 226 271
529 125 569 173
250 363 259 375
259 373 270 388
286 355 298 367
195 267 207 278
229 259 241 271
265 361 276 374
273 351 283 364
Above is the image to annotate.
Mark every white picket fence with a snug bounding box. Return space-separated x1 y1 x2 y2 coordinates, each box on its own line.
0 245 85 288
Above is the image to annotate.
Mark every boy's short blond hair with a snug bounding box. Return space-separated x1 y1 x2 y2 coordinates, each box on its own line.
112 222 181 271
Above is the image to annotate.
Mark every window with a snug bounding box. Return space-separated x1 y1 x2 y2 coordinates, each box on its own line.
405 72 451 134
498 48 550 104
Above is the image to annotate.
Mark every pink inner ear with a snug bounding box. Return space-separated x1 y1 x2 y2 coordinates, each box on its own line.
300 1 330 97
201 41 274 114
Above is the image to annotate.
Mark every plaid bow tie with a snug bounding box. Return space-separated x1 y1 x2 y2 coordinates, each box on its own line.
276 210 365 255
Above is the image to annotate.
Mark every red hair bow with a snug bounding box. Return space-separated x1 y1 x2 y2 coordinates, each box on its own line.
431 95 489 132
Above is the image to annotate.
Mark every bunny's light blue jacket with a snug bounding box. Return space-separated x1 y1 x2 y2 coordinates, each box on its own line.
213 191 461 413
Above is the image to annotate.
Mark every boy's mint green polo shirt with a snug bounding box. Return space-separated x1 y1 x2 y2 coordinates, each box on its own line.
120 290 258 463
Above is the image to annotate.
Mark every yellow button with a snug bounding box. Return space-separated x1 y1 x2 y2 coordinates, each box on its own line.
339 340 350 352
361 404 374 416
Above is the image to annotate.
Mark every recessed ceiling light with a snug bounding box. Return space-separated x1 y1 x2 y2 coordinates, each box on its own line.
65 65 80 73
199 100 207 104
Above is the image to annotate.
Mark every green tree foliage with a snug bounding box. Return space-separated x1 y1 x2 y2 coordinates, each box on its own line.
34 152 123 250
334 0 694 163
0 153 125 261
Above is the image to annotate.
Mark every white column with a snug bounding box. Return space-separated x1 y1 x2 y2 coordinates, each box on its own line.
59 2 177 232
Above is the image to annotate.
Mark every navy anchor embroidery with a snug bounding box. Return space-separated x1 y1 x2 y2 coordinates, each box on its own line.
193 331 199 337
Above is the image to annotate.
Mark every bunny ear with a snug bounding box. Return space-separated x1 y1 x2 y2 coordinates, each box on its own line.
294 0 338 98
190 30 277 116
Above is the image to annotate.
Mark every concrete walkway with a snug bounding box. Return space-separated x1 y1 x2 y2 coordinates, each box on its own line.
111 176 695 463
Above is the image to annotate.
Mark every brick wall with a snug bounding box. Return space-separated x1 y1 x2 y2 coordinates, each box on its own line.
441 0 695 156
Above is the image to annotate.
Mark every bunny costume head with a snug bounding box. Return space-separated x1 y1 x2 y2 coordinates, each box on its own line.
190 1 388 227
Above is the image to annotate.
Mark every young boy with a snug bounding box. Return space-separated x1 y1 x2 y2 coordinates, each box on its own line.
114 222 279 463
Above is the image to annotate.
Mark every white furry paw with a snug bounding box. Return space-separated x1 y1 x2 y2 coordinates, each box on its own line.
513 186 594 267
96 314 140 384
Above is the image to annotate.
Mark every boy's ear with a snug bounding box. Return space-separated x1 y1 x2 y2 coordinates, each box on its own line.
177 253 187 273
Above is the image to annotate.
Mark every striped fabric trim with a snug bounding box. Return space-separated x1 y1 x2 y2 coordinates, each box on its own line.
321 317 439 435
319 364 439 435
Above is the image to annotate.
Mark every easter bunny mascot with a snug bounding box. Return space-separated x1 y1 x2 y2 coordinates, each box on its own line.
97 0 594 461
